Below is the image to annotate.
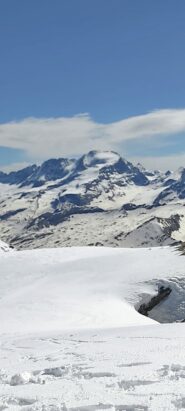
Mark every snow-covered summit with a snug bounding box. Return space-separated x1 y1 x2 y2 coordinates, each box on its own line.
79 150 121 168
0 150 148 188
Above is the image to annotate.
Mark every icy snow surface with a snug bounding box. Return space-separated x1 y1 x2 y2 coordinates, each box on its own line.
1 246 185 410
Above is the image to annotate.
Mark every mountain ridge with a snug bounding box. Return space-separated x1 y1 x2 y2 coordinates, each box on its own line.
0 150 149 187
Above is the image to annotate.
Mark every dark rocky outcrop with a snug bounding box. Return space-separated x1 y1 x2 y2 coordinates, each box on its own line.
138 286 172 317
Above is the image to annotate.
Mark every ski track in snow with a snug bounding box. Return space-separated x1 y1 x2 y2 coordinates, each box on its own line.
1 326 185 410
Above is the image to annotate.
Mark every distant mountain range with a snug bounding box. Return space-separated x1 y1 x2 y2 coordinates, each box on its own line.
0 150 185 249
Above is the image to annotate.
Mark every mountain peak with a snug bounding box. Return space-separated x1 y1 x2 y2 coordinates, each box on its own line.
80 150 121 168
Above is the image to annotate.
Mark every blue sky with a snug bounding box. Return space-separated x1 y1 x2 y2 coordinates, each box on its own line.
1 0 185 170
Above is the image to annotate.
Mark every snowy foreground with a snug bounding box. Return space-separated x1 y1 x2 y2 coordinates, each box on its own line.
1 246 185 410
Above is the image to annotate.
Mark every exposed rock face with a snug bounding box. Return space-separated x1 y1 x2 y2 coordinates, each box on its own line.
138 286 172 317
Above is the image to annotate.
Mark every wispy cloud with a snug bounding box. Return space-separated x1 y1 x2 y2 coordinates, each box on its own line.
130 153 185 171
0 109 185 169
105 109 185 141
0 161 33 172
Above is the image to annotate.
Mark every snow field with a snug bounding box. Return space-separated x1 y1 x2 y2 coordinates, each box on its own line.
1 245 185 409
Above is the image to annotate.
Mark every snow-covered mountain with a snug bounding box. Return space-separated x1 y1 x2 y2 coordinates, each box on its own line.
0 150 185 249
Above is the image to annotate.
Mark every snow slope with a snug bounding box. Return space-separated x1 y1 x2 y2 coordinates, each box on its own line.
1 246 185 334
1 246 185 410
0 247 158 334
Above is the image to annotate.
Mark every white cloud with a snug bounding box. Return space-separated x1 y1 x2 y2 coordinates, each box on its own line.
131 153 185 172
105 108 185 141
0 114 107 159
0 109 185 169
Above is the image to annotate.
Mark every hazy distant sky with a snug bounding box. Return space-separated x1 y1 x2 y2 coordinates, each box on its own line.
1 0 185 170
